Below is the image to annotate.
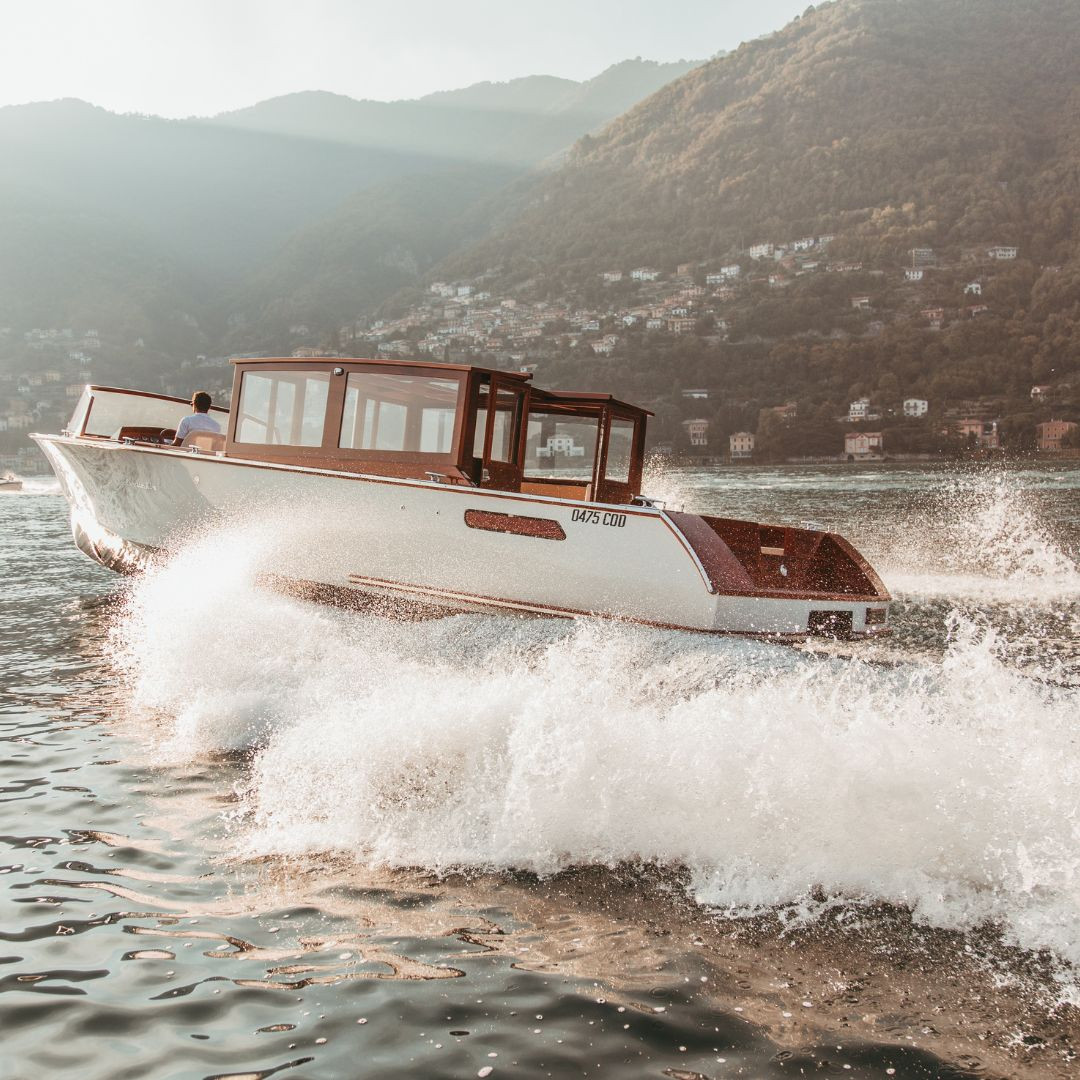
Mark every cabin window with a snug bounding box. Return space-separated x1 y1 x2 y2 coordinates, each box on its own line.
339 372 461 454
473 384 523 462
524 411 600 479
236 371 330 446
604 417 637 484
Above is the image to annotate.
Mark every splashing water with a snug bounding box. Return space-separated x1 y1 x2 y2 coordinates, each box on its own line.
880 469 1080 603
113 514 1080 976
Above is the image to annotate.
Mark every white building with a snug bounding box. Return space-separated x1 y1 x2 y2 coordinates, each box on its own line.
987 246 1018 260
630 267 660 281
845 431 884 458
602 271 623 282
903 398 929 417
536 435 585 458
848 398 872 420
747 242 774 259
682 419 709 448
719 264 741 280
964 281 982 295
904 268 924 281
730 431 754 459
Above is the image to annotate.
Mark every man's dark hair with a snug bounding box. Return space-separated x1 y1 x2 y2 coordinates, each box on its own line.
192 391 212 413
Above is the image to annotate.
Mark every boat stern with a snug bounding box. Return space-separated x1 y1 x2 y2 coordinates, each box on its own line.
666 511 891 640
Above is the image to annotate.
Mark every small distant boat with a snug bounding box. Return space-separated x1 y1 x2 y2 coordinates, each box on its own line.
32 359 890 641
0 472 22 492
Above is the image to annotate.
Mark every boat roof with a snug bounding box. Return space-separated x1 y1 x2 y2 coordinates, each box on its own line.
229 356 532 382
228 357 650 414
534 388 654 416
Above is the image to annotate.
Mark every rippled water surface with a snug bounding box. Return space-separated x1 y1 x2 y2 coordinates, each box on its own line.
2 463 1079 1079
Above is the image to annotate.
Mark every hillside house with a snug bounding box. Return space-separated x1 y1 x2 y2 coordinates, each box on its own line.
910 247 935 267
845 431 884 459
747 243 774 259
954 419 1000 449
631 267 660 281
851 295 871 311
964 282 982 295
536 434 586 459
968 304 989 318
904 268 924 281
987 246 1018 260
645 318 665 330
602 270 623 282
668 317 697 335
681 389 709 400
682 419 709 448
1036 420 1077 451
848 398 872 420
1030 384 1051 400
922 307 945 328
730 432 755 459
764 402 798 423
903 398 929 417
676 263 694 276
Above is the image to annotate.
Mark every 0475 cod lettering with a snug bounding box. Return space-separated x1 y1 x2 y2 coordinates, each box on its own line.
571 509 626 528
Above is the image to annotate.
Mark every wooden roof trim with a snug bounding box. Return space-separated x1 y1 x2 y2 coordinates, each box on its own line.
228 356 533 381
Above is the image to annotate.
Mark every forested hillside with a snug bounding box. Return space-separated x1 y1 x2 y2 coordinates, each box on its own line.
452 0 1080 277
423 0 1080 447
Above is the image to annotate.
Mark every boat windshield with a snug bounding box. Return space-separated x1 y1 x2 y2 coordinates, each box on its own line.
524 410 600 480
339 372 462 453
236 370 331 447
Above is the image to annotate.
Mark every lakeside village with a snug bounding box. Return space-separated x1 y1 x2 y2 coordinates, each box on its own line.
2 237 1078 474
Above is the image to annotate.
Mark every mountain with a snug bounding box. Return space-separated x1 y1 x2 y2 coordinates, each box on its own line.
448 0 1080 280
419 0 1080 441
0 58 700 368
208 60 701 168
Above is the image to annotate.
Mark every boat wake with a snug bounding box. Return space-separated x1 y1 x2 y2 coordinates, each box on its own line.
110 508 1080 986
879 471 1080 603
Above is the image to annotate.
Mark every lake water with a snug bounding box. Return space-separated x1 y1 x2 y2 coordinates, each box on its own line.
2 463 1078 1079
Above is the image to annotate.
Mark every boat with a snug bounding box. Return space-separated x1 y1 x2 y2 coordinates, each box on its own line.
32 358 890 640
0 472 22 492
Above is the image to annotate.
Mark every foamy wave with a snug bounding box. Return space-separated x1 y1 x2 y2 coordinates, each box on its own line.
881 470 1079 604
113 519 1080 973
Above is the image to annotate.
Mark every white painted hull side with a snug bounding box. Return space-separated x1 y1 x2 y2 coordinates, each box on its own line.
34 435 888 638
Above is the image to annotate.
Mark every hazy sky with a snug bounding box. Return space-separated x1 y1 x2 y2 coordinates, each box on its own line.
0 0 811 116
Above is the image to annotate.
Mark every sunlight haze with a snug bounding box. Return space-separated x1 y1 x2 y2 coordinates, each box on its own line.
0 0 811 115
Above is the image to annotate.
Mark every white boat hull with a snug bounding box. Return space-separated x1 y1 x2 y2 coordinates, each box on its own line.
34 434 889 639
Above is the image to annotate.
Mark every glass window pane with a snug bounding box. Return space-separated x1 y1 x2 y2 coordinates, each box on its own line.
605 417 636 483
84 390 227 438
524 411 599 480
490 389 521 463
339 372 461 453
472 384 490 458
237 371 330 446
299 377 328 445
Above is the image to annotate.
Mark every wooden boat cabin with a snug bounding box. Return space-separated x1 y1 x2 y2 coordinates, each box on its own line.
84 358 651 507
